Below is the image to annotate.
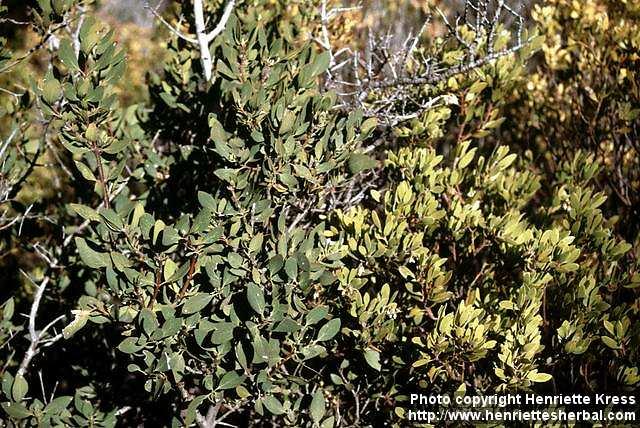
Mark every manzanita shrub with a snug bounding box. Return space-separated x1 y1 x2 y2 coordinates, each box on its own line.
0 0 638 426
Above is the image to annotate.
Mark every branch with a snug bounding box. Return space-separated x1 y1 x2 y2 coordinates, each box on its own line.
146 0 235 82
145 0 197 44
193 0 235 81
0 20 71 75
193 0 214 81
318 0 530 126
16 274 65 377
206 0 236 42
71 6 86 58
0 17 30 25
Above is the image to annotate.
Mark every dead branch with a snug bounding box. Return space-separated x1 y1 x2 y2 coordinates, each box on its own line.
17 273 65 377
317 0 531 127
146 0 236 82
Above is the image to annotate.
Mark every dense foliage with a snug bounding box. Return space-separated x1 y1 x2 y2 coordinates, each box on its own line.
0 0 638 426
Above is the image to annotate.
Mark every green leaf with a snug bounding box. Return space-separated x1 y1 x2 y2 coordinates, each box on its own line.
317 319 341 342
209 114 227 143
268 255 284 276
197 191 216 210
69 203 100 222
611 241 632 258
348 153 377 174
279 173 298 189
310 389 325 423
164 259 177 281
100 209 124 231
184 396 207 427
306 307 328 326
11 374 27 402
528 372 552 383
161 226 180 246
273 318 302 333
279 109 297 135
44 396 73 413
217 371 243 390
153 219 165 244
247 283 266 315
497 153 517 170
75 237 111 269
284 257 298 280
228 252 243 269
1 402 31 419
111 251 132 271
182 293 213 315
601 336 619 349
557 262 579 273
361 117 377 136
214 168 237 183
309 51 330 78
79 16 100 54
236 385 251 399
249 233 264 254
364 349 381 371
62 310 89 339
458 147 477 169
191 208 212 233
42 75 61 104
58 38 79 71
2 298 14 320
263 395 285 415
117 337 144 354
74 161 96 182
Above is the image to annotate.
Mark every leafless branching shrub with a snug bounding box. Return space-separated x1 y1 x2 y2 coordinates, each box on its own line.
317 0 530 127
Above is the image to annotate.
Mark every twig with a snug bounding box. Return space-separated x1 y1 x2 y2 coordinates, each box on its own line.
177 254 198 300
0 17 30 25
16 273 65 377
147 0 236 81
205 0 235 42
317 0 530 126
72 6 86 58
0 20 72 74
144 0 197 44
194 0 235 81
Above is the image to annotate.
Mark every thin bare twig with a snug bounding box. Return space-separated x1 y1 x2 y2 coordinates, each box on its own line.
16 273 65 377
144 0 197 44
147 0 236 81
317 0 530 126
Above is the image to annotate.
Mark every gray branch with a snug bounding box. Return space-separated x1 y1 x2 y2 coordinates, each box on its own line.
317 0 531 126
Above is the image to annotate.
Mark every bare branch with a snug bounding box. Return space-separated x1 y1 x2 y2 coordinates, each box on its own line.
0 17 30 25
145 0 236 81
16 274 64 377
0 86 24 99
0 19 75 75
317 0 530 126
205 0 236 42
193 0 214 81
192 0 236 81
72 5 86 58
145 0 197 44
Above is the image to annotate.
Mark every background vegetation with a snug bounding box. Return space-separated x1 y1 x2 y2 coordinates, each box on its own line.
0 0 638 426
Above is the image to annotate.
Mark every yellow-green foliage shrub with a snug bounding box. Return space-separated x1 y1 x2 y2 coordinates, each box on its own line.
508 0 640 235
